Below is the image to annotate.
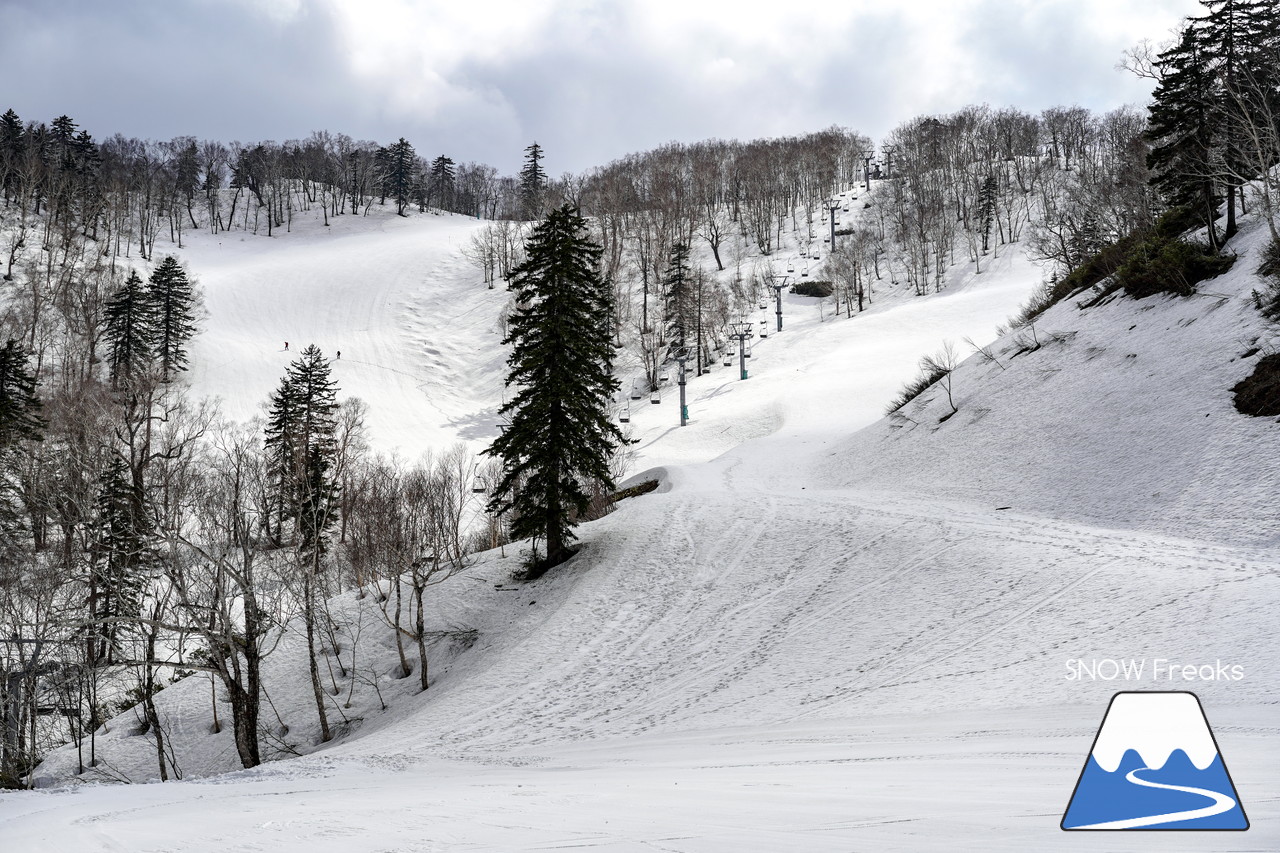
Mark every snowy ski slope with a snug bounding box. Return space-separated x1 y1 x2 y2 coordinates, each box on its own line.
183 210 510 454
5 202 1280 851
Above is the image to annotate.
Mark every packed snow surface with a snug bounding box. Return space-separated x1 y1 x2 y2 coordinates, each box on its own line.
4 203 1280 851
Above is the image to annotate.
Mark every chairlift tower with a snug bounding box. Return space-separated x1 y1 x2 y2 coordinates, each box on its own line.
727 321 754 381
771 275 789 332
828 197 841 250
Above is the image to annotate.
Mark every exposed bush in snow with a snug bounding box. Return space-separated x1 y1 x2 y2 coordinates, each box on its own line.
1259 236 1280 279
887 356 952 414
1232 352 1280 417
1116 234 1234 299
790 280 834 298
1012 207 1222 326
1254 237 1280 319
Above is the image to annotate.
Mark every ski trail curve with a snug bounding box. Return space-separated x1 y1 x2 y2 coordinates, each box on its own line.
1072 767 1237 829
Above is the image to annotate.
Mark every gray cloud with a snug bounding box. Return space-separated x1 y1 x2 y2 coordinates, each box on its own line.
0 0 1204 174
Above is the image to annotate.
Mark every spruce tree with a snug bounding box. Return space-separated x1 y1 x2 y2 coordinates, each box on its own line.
89 455 156 664
263 345 340 553
662 242 695 357
104 270 155 387
147 256 198 382
1147 23 1222 247
0 339 43 448
384 138 417 216
0 109 24 204
519 142 547 220
429 155 455 211
263 375 299 545
977 174 997 253
484 205 623 572
1192 0 1266 238
0 339 42 550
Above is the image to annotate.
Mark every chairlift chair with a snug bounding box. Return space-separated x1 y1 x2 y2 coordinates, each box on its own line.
659 370 669 383
619 406 630 424
760 323 769 339
744 341 753 358
471 476 487 494
723 352 732 366
630 382 642 400
650 391 661 405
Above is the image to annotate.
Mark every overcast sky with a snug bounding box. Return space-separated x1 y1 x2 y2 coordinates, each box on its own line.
1 0 1203 174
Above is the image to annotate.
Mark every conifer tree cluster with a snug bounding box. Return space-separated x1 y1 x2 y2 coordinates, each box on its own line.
485 205 623 572
1146 0 1280 247
378 138 417 216
103 256 199 386
427 155 456 211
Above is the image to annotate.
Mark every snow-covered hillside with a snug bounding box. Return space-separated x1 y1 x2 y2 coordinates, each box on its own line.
829 213 1280 549
4 200 1280 851
182 210 511 454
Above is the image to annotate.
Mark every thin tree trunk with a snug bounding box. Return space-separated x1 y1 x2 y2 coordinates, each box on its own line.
304 575 332 742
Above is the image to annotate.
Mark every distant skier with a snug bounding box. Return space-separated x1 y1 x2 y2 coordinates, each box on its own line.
336 350 341 360
284 341 289 351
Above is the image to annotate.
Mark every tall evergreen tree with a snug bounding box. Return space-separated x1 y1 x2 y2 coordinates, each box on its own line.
662 242 695 356
484 205 623 571
384 138 417 216
104 270 155 387
0 339 43 448
263 375 299 544
519 142 547 220
0 339 42 550
262 345 341 745
263 345 340 552
1147 23 1223 247
429 155 456 211
0 109 24 204
147 256 198 382
1192 0 1269 238
976 173 998 253
1148 1 1280 244
89 455 156 664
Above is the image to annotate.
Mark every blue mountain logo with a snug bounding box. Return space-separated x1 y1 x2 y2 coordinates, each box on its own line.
1062 691 1248 830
